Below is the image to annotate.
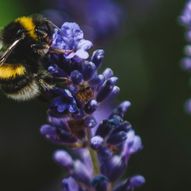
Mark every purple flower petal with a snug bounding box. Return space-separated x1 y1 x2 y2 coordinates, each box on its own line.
51 22 92 60
77 39 93 50
62 177 79 191
54 150 73 169
75 49 89 59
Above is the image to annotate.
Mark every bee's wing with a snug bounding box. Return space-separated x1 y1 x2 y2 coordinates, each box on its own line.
0 34 25 65
0 28 4 51
0 29 4 58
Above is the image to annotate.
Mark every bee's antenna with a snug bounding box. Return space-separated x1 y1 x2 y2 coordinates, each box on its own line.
49 21 59 30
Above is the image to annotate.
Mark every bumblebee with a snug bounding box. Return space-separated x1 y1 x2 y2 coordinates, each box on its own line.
0 15 59 101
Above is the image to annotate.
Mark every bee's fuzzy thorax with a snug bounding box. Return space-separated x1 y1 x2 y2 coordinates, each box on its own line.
15 16 38 40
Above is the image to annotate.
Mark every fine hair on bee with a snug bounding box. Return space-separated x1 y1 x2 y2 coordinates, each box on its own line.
0 14 64 101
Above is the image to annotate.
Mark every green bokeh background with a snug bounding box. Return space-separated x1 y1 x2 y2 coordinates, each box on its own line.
0 0 190 191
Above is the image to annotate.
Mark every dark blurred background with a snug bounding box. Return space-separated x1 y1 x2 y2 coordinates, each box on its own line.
0 0 190 191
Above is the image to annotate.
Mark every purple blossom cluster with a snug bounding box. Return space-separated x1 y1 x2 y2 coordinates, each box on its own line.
43 0 123 43
41 22 145 191
180 0 191 113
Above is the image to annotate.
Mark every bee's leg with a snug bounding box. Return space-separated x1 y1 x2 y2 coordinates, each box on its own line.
38 73 72 88
31 43 50 56
35 29 48 38
39 79 54 90
31 43 67 55
49 47 73 55
34 73 55 103
35 29 52 45
31 43 50 50
53 76 72 85
38 74 72 88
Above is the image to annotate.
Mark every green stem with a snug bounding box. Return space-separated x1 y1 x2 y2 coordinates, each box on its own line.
87 128 100 175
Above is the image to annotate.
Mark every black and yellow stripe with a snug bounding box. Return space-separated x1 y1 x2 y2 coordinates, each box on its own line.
0 64 26 80
15 16 38 40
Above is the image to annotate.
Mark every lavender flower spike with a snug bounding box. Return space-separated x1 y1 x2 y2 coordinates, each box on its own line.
180 0 191 113
40 21 145 191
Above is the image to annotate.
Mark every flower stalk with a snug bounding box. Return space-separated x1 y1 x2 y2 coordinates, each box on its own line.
87 128 100 176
